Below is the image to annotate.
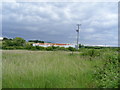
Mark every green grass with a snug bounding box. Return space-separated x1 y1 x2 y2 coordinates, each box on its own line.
0 50 2 89
2 50 108 88
0 40 2 89
0 41 2 49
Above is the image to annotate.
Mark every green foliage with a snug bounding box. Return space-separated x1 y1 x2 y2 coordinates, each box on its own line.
2 46 25 50
25 43 32 50
28 40 44 43
3 46 15 50
14 46 25 49
58 47 67 51
80 48 119 88
67 47 76 51
81 49 100 57
94 50 119 88
25 44 45 50
3 40 14 47
0 41 2 49
2 37 12 41
36 46 45 50
51 46 59 50
24 44 75 51
2 37 26 49
79 44 84 48
46 46 53 51
12 37 26 46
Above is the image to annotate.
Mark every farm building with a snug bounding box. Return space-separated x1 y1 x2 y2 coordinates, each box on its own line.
33 43 75 48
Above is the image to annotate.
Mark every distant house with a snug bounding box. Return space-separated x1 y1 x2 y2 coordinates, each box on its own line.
33 43 75 48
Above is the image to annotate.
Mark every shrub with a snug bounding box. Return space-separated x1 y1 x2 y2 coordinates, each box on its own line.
94 51 119 88
4 46 15 50
67 47 76 51
52 46 60 51
38 46 45 50
25 44 33 50
13 37 26 46
46 47 53 51
15 46 25 49
81 49 100 57
58 47 67 51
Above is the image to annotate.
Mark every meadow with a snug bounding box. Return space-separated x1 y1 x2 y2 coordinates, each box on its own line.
0 41 2 89
2 48 119 88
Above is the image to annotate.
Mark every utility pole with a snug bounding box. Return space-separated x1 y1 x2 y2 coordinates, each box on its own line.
76 24 81 50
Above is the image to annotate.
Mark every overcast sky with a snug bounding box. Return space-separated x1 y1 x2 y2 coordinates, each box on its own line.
2 2 118 46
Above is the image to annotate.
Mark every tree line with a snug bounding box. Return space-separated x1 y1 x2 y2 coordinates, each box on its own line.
1 37 117 51
2 37 76 51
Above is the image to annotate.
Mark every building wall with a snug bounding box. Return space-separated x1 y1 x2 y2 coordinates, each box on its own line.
33 43 75 48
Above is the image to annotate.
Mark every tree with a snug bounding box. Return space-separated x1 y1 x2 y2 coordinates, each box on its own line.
28 40 44 43
13 37 26 46
46 47 53 51
79 44 84 48
2 37 9 41
2 37 26 49
67 47 76 55
68 47 76 51
2 37 13 41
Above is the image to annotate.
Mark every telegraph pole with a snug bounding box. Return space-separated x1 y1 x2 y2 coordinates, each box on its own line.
76 24 81 50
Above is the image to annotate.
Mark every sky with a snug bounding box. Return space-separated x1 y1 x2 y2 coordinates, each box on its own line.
2 2 118 46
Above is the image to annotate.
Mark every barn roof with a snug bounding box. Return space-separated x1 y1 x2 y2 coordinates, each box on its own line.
33 43 73 46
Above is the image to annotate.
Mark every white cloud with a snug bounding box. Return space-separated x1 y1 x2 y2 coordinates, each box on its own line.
2 0 119 2
83 28 95 33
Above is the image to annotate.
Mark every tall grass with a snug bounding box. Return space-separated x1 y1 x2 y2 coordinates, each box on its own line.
2 50 103 88
0 41 2 89
0 50 2 89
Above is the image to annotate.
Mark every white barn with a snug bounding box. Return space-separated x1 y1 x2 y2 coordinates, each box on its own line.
33 43 75 48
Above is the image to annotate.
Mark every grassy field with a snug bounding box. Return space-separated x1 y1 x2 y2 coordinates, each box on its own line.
2 49 118 88
0 40 2 89
0 50 2 89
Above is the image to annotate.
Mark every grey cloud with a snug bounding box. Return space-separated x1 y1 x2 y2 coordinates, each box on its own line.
2 2 118 46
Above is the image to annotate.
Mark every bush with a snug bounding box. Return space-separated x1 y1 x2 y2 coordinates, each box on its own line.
81 49 100 57
58 47 67 51
51 46 60 51
3 46 15 50
13 37 26 46
46 47 53 51
14 46 25 49
39 46 45 50
67 47 76 51
2 46 25 50
35 46 45 50
94 51 119 88
25 44 33 50
31 46 38 50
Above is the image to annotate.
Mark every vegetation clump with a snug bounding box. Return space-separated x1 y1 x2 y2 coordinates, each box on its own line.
94 49 119 88
80 49 101 57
